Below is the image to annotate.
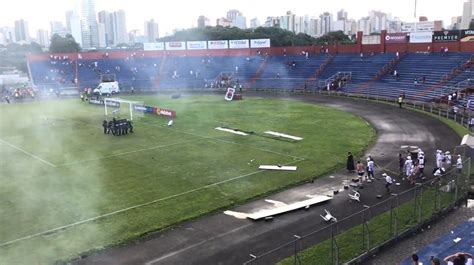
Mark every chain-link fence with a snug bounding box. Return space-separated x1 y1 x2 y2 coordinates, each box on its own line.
243 158 471 265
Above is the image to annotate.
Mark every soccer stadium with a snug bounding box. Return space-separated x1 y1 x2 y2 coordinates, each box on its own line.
1 1 474 265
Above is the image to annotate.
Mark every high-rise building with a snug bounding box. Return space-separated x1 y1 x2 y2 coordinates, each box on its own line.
369 10 387 33
197 16 211 28
451 16 463 29
144 19 159 42
216 17 232 27
113 10 127 44
69 11 83 46
337 9 348 21
97 23 106 47
250 18 260 29
98 11 113 45
98 9 127 46
1 27 15 45
36 29 50 47
79 0 99 48
357 17 371 35
14 19 30 43
461 0 473 29
226 9 247 29
280 11 296 32
65 11 73 32
50 21 68 37
319 12 333 36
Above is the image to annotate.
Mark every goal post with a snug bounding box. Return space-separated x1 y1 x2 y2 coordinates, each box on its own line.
104 98 143 121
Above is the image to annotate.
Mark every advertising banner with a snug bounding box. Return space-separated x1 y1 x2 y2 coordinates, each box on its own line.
88 99 120 107
155 107 177 118
143 42 165 51
433 30 460 42
385 33 407 43
165 41 186 50
186 41 207 50
133 105 147 112
229 39 250 49
460 29 474 42
208 40 229 49
250 39 271 48
409 31 433 43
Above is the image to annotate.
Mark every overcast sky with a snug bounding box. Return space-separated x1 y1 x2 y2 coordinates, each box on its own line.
0 0 467 36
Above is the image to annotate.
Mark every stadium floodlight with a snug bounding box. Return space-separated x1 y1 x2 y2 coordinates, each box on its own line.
104 98 143 121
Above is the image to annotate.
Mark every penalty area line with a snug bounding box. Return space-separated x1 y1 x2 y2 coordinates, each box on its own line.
0 138 56 167
0 159 303 248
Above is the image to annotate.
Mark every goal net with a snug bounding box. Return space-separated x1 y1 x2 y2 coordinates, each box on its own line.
103 98 144 121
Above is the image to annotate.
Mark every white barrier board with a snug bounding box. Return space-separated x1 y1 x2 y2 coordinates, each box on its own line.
264 131 303 141
259 165 297 171
215 127 248 136
247 195 332 220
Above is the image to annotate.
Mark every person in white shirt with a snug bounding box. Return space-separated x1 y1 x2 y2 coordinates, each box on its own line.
444 252 473 265
436 150 444 168
445 151 452 168
383 173 393 193
456 154 463 174
404 156 414 179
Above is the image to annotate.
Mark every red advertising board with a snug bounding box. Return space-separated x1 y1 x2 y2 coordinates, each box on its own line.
385 33 407 43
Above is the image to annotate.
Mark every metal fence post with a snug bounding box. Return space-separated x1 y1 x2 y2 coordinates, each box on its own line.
293 235 301 265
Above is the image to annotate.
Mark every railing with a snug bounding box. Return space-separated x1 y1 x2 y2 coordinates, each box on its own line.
318 72 352 90
243 158 472 265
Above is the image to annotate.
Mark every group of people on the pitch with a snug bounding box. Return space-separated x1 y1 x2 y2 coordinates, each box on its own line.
102 118 133 136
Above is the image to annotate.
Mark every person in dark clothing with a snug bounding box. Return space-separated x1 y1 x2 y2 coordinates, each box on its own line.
108 121 113 135
399 153 405 176
5 96 10 104
346 152 355 172
102 120 108 134
128 120 133 133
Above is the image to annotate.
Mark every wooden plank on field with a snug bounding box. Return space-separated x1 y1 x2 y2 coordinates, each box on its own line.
215 127 248 136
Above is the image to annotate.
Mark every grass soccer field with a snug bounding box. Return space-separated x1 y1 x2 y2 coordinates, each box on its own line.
0 94 374 264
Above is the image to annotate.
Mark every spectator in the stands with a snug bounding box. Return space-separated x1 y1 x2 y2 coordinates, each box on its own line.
410 253 420 265
444 252 473 265
430 256 441 265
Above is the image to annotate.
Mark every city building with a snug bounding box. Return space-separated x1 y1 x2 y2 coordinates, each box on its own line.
98 11 114 45
65 11 73 33
216 17 232 27
36 29 50 47
1 27 15 45
369 10 388 33
461 0 473 29
113 10 127 45
197 16 211 28
14 19 30 43
451 16 463 29
79 0 99 48
50 21 68 37
226 9 246 29
337 9 348 21
319 12 333 35
250 18 260 29
357 17 371 35
69 11 83 46
144 19 159 42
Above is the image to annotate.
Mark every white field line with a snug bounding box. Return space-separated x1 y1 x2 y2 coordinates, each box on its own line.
0 159 304 248
0 138 56 167
144 223 253 265
141 121 305 160
57 139 200 167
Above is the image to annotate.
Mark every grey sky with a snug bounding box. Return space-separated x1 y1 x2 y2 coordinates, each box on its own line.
0 0 466 36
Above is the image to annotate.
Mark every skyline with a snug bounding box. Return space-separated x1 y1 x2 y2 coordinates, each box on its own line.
0 0 468 37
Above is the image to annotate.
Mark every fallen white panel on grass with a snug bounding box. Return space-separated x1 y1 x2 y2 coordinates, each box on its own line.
247 195 332 220
264 131 303 141
215 127 248 136
223 210 248 219
259 165 297 171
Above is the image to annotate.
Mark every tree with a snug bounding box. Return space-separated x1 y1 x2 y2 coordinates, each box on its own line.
49 34 80 53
